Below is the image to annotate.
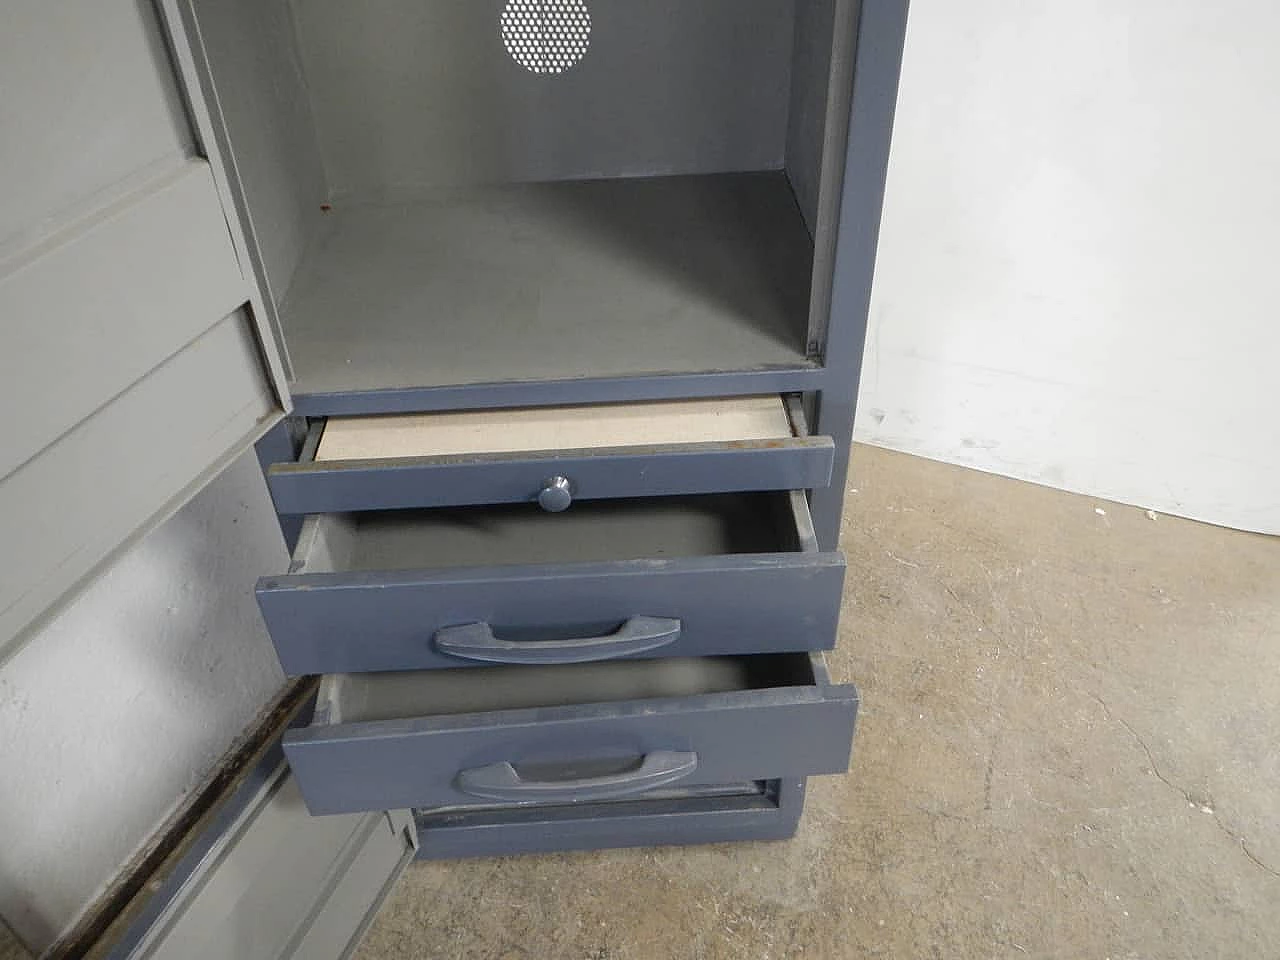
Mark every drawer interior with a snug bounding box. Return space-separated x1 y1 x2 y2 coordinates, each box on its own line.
292 491 815 575
313 396 800 462
316 653 821 725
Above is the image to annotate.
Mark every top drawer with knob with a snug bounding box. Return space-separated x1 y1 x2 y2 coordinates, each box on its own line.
265 395 833 514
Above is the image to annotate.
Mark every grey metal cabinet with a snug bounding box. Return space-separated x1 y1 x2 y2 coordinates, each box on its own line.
9 0 909 950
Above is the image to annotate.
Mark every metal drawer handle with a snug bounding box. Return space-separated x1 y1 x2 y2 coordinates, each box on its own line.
537 475 574 513
434 616 681 665
457 751 699 802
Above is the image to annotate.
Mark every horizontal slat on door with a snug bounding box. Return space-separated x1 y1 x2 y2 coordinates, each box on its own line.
0 310 279 662
0 159 249 480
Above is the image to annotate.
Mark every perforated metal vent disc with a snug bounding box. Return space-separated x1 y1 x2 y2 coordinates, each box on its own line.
500 0 592 75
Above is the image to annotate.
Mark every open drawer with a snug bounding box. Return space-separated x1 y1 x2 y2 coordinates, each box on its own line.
283 653 857 817
411 778 808 860
265 395 834 514
256 491 845 675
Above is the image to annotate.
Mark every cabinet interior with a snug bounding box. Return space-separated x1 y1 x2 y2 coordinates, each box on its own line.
190 0 855 397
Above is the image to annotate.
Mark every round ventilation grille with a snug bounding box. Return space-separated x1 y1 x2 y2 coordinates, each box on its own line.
500 0 592 75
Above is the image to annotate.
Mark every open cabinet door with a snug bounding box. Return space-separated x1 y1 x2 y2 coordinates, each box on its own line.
105 758 416 960
0 0 290 662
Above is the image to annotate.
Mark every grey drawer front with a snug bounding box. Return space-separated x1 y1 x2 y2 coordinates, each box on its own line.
119 757 415 960
256 492 844 675
283 655 857 816
268 437 835 514
259 553 844 675
413 778 806 860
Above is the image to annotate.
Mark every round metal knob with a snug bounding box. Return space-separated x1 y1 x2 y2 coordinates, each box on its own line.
537 476 573 513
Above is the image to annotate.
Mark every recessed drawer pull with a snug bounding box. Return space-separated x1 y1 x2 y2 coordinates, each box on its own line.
456 751 699 803
434 616 681 664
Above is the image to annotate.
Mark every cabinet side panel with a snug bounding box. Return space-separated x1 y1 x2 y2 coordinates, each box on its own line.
0 162 249 481
801 0 861 354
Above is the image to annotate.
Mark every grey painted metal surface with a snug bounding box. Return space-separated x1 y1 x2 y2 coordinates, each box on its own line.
0 0 901 923
803 0 861 354
156 0 294 399
0 1 288 664
117 759 415 960
434 617 682 666
284 654 857 815
1 312 277 665
320 653 764 719
786 0 838 237
279 174 814 398
100 743 292 959
255 421 307 554
266 436 835 514
537 476 575 514
291 367 826 418
98 749 808 956
811 0 911 550
260 552 844 675
186 0 327 316
256 495 844 675
162 0 857 412
290 0 795 194
0 0 192 255
457 750 700 803
292 492 803 569
414 778 807 859
281 810 414 960
0 161 249 482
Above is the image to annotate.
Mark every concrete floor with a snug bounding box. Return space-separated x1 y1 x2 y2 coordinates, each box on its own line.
354 445 1280 960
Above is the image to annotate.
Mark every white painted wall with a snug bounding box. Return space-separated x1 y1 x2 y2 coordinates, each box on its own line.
856 0 1280 533
0 451 288 952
